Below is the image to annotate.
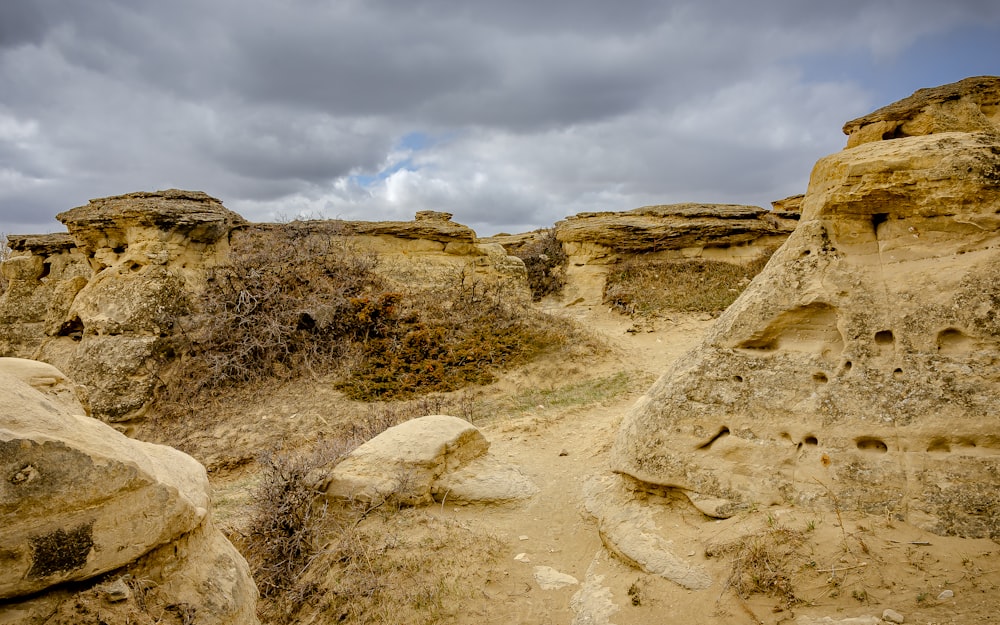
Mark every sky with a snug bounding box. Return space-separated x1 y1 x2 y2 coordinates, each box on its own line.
1 1 999 238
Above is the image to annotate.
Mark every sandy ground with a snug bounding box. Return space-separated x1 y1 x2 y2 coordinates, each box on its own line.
194 290 1000 625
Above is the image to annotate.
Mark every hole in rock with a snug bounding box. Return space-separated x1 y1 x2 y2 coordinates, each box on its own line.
732 375 744 383
696 427 730 450
57 317 85 340
927 439 951 453
874 330 894 345
804 436 818 446
893 368 903 378
856 437 888 453
812 372 828 384
39 262 51 280
802 249 811 257
843 361 853 371
937 328 974 354
112 244 126 254
871 213 890 234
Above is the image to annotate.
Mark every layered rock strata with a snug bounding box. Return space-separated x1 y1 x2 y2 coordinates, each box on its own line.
612 76 1000 539
554 203 795 265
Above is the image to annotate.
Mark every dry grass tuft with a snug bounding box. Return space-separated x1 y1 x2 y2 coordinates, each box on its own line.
603 252 774 316
719 526 807 607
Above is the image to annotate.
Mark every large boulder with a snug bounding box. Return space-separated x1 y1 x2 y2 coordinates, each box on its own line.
0 358 257 623
321 415 537 505
612 77 1000 539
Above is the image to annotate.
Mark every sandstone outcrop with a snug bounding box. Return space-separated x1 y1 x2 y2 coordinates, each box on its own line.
0 191 528 422
0 358 257 623
612 77 1000 539
554 203 794 265
843 75 1000 148
321 414 537 506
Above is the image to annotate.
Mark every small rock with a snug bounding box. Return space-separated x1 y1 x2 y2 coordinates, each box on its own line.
519 535 530 541
937 589 954 600
559 449 569 456
533 565 579 590
882 608 905 623
514 553 530 563
101 578 131 603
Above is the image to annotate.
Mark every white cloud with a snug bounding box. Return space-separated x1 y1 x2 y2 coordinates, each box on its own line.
0 0 997 236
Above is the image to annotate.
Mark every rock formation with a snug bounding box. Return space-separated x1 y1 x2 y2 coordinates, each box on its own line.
0 191 528 422
0 357 257 623
321 414 537 506
553 203 795 265
612 76 1000 539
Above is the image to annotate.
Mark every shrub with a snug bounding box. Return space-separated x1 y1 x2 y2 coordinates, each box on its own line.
155 225 575 412
240 442 353 612
512 229 568 301
336 285 572 401
603 251 773 316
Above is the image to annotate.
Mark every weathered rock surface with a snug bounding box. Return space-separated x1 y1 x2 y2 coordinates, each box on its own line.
0 191 528 421
321 414 537 505
582 474 712 590
554 203 793 265
843 75 1000 148
0 358 257 623
612 78 1000 539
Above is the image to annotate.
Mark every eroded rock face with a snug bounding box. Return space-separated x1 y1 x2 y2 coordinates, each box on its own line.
843 75 1000 148
0 191 528 421
612 79 1000 539
0 358 258 623
554 203 793 265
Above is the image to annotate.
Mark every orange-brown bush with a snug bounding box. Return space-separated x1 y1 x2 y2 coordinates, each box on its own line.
335 283 573 401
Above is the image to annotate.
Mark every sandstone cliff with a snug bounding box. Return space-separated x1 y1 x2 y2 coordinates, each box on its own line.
553 202 795 265
612 76 1000 539
0 193 527 422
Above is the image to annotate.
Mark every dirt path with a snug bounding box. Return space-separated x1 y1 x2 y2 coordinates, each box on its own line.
441 304 718 624
204 292 1000 625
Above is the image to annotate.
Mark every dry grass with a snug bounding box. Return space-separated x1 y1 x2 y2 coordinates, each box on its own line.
293 509 505 625
717 525 807 607
603 252 774 316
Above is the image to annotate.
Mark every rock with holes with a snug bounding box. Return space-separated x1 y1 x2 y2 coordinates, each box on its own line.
612 76 1000 539
0 358 258 623
321 415 536 506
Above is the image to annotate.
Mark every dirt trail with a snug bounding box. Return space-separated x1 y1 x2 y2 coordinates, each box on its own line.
443 303 718 625
204 289 1000 624
421 301 1000 625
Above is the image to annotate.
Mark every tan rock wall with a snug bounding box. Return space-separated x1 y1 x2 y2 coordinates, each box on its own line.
612 83 1000 539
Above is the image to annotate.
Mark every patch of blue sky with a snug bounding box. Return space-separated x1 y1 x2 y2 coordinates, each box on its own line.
795 21 1000 108
348 131 448 189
